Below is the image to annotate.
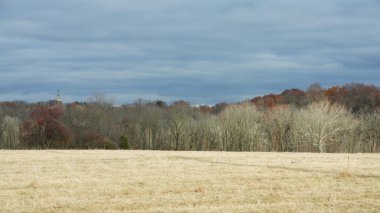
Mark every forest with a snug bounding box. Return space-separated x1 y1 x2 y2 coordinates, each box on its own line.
0 83 379 153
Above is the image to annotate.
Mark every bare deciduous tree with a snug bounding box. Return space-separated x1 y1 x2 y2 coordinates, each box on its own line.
262 105 295 151
359 110 380 152
293 100 357 152
1 116 21 149
218 104 265 151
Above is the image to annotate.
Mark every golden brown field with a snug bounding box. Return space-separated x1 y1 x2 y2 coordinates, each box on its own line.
0 151 379 212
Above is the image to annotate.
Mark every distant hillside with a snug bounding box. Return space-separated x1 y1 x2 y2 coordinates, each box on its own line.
250 83 380 114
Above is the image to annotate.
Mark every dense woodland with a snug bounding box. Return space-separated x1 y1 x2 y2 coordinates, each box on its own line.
0 83 379 153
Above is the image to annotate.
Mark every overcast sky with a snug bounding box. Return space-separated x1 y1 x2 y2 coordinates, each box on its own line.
0 0 379 104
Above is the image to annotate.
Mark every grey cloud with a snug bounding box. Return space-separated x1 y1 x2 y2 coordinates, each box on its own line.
0 0 379 104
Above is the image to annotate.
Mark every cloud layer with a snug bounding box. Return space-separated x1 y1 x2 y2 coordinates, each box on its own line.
1 0 379 104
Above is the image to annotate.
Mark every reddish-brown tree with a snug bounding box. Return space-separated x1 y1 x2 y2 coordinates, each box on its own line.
21 104 73 148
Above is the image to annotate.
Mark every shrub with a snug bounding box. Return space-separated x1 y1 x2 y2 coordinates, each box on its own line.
80 131 118 149
120 135 129 150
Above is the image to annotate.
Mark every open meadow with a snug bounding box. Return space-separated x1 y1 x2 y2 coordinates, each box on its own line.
0 150 379 212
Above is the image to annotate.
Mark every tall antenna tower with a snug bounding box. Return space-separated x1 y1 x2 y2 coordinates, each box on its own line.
56 89 62 103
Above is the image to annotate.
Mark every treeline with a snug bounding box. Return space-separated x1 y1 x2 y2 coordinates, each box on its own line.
0 83 379 152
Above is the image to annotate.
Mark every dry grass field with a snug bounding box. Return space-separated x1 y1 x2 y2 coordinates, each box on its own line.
0 151 379 212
